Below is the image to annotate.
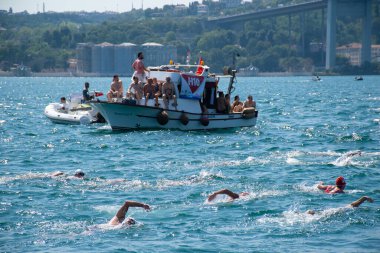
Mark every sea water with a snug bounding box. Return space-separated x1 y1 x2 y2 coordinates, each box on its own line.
0 76 379 252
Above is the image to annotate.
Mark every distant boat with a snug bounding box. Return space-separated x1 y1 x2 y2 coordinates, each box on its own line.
312 76 321 81
11 64 31 77
238 65 259 77
354 76 363 81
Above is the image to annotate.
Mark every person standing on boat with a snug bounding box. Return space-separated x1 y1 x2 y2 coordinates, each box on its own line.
162 76 177 108
143 78 155 106
132 52 149 83
243 95 256 109
82 82 94 102
108 200 151 226
317 176 346 194
107 75 124 102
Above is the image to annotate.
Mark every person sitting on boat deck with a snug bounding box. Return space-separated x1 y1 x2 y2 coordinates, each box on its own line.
207 189 249 202
127 76 143 104
231 95 244 113
317 176 346 194
143 78 155 106
51 169 85 179
306 196 374 215
225 94 231 113
162 76 177 108
82 82 94 102
60 97 69 112
216 91 227 113
108 200 151 226
132 52 149 84
243 95 256 109
153 77 162 107
107 75 124 102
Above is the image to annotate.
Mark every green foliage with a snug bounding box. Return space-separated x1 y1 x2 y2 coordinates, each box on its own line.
0 1 380 74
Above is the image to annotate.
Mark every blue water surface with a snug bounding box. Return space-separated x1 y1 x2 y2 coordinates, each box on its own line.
1 76 379 252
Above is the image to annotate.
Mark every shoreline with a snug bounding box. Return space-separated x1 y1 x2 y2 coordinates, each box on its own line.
0 71 375 78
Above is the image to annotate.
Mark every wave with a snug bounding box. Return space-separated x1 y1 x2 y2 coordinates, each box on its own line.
286 157 303 165
294 182 321 193
330 150 362 167
156 169 224 189
0 172 51 184
257 206 351 226
205 189 286 205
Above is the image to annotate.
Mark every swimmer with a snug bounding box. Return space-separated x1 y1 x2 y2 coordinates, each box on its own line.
108 200 150 226
51 169 85 179
317 176 346 194
306 196 374 215
346 150 362 157
207 189 249 202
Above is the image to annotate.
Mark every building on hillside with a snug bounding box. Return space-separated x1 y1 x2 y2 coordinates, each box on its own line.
76 42 177 76
197 4 209 15
220 0 242 8
336 43 380 66
99 42 114 75
76 43 93 73
114 43 138 76
141 43 177 67
174 4 188 16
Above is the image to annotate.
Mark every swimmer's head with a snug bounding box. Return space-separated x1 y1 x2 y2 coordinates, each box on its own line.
336 176 346 189
74 169 85 178
306 210 316 215
126 218 136 225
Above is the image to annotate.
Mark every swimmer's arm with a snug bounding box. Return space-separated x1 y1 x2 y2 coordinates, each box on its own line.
208 189 240 201
317 182 327 190
51 171 64 177
350 196 374 208
110 201 150 225
116 201 150 217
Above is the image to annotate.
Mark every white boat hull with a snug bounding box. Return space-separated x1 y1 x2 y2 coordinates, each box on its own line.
91 101 258 131
44 103 98 125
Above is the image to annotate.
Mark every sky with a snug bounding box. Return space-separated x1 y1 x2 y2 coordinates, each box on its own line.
1 0 194 13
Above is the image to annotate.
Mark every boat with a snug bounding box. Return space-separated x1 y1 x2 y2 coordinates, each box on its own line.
237 64 259 77
312 76 321 81
44 93 105 125
91 65 258 130
354 76 363 81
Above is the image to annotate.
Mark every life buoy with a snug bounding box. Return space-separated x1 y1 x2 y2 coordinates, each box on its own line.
242 108 256 119
180 112 189 125
157 110 169 125
200 115 209 126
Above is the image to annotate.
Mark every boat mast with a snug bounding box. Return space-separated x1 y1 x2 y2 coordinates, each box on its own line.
227 69 237 95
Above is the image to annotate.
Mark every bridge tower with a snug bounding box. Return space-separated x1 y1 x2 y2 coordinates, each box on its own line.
326 0 373 69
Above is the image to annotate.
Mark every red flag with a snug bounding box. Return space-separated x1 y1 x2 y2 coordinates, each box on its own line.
196 57 204 75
